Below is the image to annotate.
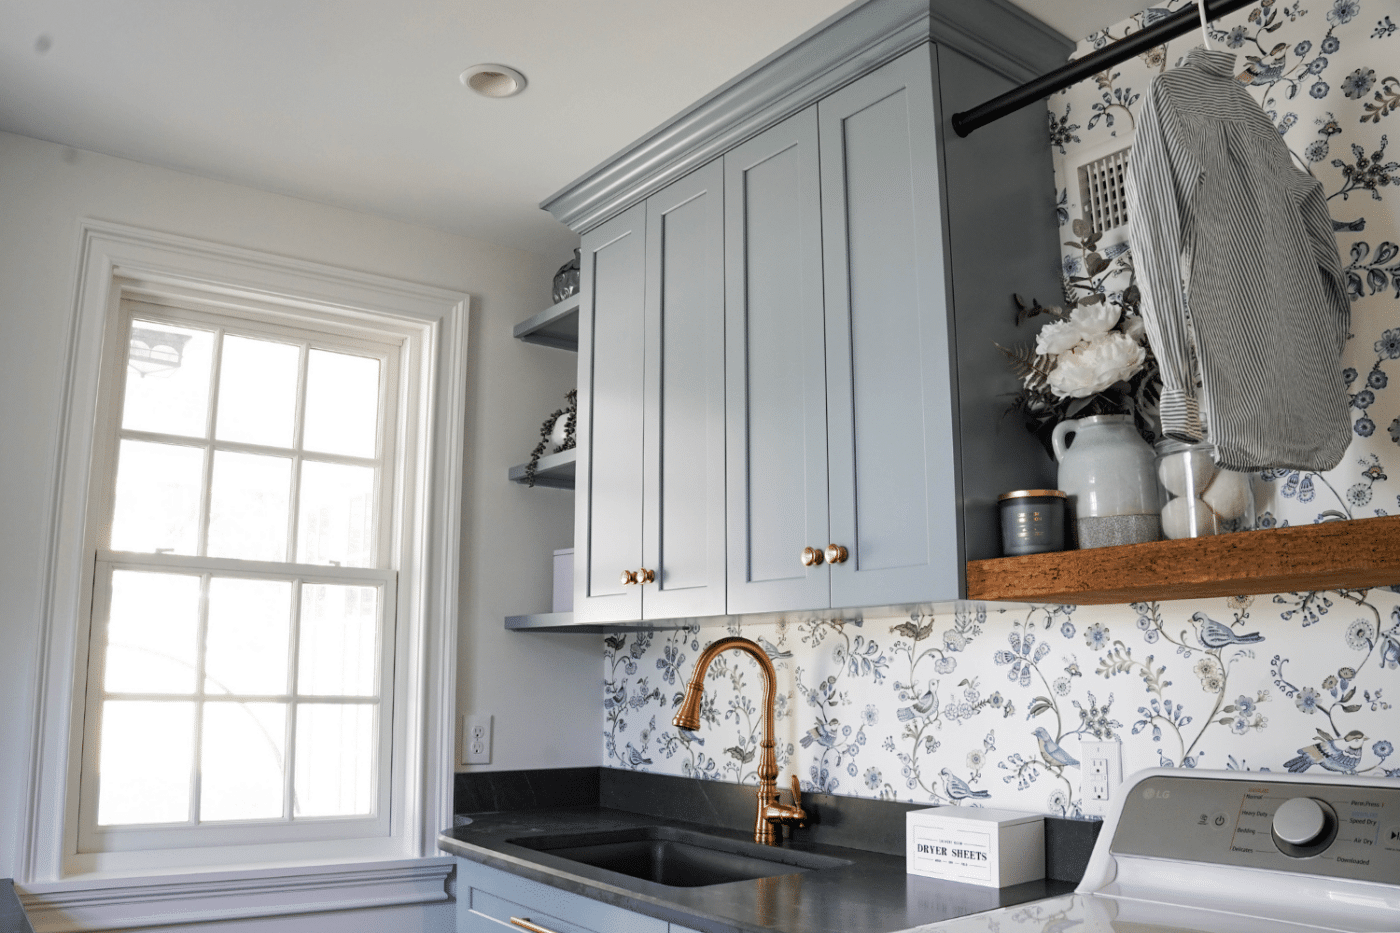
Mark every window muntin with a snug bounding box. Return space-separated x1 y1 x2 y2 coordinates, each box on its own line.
78 297 401 854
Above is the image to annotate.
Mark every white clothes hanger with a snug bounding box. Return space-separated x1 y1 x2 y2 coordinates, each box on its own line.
1196 0 1215 49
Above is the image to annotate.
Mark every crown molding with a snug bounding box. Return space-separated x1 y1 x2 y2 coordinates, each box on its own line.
539 0 1071 234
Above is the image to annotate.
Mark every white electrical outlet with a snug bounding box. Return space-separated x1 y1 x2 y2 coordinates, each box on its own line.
463 714 492 765
1079 737 1122 817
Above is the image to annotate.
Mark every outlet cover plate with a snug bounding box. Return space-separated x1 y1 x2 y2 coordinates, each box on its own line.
1080 737 1122 817
463 714 492 765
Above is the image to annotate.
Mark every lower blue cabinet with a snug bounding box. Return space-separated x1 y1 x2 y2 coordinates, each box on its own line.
457 859 695 933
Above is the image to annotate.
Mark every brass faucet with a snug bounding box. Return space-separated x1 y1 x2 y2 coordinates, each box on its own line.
671 636 807 845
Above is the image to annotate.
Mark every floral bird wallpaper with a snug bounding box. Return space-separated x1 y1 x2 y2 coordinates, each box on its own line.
600 0 1400 817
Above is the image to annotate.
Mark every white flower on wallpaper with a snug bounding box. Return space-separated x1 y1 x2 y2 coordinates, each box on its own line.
600 0 1400 818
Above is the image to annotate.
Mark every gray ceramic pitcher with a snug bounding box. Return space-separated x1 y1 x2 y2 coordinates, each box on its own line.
1051 414 1162 548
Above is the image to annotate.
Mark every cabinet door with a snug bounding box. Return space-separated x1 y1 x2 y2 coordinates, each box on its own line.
575 204 647 624
818 45 963 608
724 107 831 615
642 160 727 620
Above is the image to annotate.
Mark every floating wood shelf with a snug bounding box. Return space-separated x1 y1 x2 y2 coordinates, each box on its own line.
512 295 580 351
966 514 1400 605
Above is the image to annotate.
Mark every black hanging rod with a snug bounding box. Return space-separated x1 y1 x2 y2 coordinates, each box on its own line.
952 0 1257 137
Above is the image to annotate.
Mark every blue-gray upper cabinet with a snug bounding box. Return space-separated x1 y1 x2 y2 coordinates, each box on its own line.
640 160 727 621
727 46 963 613
575 204 647 624
574 163 727 626
723 107 830 616
819 45 961 609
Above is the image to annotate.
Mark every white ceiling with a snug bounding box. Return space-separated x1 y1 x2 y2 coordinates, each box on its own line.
0 1 1149 261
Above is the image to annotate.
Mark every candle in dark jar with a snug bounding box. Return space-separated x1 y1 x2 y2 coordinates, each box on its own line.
998 489 1067 556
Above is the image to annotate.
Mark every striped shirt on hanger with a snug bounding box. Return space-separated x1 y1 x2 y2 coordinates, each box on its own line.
1125 47 1351 472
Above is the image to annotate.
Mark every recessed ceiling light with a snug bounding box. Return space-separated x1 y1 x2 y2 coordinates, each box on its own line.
459 64 527 99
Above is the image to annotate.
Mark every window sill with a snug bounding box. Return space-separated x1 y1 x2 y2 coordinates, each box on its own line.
17 857 454 932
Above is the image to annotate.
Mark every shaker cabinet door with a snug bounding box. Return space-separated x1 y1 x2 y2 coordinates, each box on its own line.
575 204 647 624
723 106 831 615
641 159 727 620
817 45 963 608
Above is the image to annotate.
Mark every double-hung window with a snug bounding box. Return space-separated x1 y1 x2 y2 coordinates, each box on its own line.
80 292 403 859
24 224 463 926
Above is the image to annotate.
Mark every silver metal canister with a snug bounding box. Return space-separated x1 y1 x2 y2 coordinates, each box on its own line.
998 489 1067 556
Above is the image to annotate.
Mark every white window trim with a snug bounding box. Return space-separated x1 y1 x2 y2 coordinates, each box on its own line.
20 220 467 927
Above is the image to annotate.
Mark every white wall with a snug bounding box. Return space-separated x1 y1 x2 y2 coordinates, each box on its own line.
0 129 600 922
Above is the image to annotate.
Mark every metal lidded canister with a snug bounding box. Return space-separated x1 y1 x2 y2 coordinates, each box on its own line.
998 489 1067 556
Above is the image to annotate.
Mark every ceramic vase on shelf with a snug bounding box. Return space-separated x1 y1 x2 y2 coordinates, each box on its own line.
552 248 580 304
1051 414 1162 549
1155 439 1256 539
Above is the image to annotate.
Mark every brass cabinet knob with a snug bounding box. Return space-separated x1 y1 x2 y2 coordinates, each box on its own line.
620 570 638 586
825 543 849 564
801 547 825 567
637 568 655 584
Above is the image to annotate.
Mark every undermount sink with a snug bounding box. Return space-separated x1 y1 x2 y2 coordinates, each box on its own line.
507 826 852 888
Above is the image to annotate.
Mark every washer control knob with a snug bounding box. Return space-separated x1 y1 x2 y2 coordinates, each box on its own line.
1273 797 1327 847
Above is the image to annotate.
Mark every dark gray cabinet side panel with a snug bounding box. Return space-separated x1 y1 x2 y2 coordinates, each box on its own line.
574 204 646 624
935 45 1059 562
642 160 727 620
723 107 832 615
819 44 963 608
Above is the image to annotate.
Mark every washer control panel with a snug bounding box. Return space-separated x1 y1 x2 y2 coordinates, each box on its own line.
1112 774 1400 884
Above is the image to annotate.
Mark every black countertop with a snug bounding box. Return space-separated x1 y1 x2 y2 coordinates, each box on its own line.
438 770 1082 933
0 881 35 933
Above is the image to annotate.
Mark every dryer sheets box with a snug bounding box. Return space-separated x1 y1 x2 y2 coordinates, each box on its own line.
906 806 1045 887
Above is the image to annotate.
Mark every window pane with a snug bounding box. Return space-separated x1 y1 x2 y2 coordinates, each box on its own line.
294 704 374 817
97 700 194 825
298 584 378 697
205 578 292 695
105 570 200 694
200 702 286 822
110 440 204 555
303 350 380 458
122 321 215 438
296 461 376 567
207 451 291 561
214 335 299 447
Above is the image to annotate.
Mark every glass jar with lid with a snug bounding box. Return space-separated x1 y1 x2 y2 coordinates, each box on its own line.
1155 439 1256 539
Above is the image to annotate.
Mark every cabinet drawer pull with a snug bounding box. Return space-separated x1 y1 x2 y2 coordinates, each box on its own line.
510 918 560 933
825 543 849 564
620 570 638 585
801 546 825 567
637 567 655 584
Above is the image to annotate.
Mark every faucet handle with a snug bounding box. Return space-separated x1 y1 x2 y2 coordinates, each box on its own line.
790 774 802 810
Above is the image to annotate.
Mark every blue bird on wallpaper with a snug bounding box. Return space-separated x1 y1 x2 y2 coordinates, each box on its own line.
896 687 936 722
1284 729 1366 773
756 636 792 660
1239 58 1287 85
939 768 991 801
1032 727 1080 768
800 721 842 750
625 743 653 767
675 728 704 747
1193 612 1265 649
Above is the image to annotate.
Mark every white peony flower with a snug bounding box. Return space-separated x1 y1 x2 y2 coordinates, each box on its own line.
1047 332 1146 398
1070 302 1121 338
1035 318 1085 356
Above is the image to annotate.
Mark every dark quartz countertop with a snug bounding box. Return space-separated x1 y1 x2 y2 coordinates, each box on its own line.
1 881 35 933
438 769 1085 933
